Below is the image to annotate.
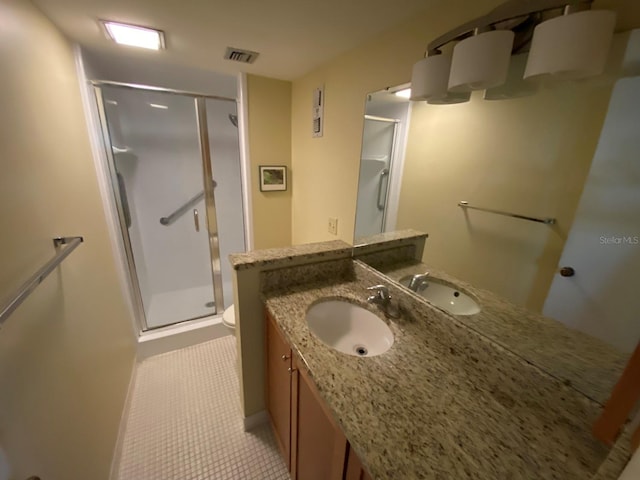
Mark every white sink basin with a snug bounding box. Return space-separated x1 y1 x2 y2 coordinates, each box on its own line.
305 300 394 357
400 276 480 316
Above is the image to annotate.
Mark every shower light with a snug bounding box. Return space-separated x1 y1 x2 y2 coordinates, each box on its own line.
149 103 169 109
102 21 165 50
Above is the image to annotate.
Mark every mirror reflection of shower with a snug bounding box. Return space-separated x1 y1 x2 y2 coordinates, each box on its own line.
98 85 246 331
354 88 411 241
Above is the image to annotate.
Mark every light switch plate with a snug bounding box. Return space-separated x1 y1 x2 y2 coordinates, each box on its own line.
328 217 338 235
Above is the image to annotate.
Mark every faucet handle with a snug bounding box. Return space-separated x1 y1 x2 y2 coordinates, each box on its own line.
367 284 390 299
408 272 429 291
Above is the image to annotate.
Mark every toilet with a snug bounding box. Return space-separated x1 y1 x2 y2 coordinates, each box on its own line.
222 304 236 334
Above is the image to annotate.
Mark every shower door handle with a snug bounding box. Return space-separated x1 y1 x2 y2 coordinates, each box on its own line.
193 209 200 232
376 168 390 211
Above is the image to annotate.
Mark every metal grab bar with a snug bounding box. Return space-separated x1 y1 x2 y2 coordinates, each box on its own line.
458 201 556 225
0 236 84 327
376 168 390 211
159 180 217 226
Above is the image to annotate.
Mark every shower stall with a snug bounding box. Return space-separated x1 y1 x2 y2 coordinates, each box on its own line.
354 115 399 240
93 82 245 331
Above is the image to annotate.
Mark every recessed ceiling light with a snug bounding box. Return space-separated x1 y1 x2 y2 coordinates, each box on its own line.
394 88 412 99
149 103 168 109
102 21 165 50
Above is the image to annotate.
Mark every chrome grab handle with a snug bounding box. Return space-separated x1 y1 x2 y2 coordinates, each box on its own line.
193 209 200 232
376 168 390 211
116 172 132 229
159 179 217 226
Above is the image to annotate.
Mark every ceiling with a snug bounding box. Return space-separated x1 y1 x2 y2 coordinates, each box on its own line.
34 0 436 80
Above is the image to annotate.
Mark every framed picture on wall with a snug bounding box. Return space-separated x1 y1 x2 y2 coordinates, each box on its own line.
259 166 287 192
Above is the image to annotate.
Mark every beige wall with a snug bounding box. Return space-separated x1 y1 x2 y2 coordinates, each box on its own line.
0 1 136 479
246 74 293 249
290 0 640 306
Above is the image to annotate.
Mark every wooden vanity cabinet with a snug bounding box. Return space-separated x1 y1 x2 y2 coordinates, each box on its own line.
266 311 369 480
345 446 374 480
266 311 292 469
291 353 347 480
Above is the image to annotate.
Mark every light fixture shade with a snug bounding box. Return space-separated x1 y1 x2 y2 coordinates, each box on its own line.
410 54 470 104
448 30 515 92
524 10 616 80
484 53 538 100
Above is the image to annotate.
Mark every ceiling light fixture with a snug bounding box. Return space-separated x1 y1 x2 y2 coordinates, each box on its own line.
149 103 169 109
409 0 616 104
102 21 165 50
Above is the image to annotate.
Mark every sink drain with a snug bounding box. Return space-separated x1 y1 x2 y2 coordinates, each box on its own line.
205 301 215 308
354 345 368 356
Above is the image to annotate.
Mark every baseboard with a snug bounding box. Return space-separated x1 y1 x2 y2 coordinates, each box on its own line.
137 316 230 360
243 410 269 431
109 359 138 480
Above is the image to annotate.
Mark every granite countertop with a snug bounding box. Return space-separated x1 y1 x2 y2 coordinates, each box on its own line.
376 261 627 406
229 240 351 270
263 261 616 480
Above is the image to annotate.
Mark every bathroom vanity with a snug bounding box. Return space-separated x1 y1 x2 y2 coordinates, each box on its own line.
230 235 632 479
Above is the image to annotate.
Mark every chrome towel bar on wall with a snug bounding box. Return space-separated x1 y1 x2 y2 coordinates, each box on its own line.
0 236 84 327
458 201 556 225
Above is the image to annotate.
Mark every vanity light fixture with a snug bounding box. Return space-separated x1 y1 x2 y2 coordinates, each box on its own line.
410 53 470 104
409 0 616 104
448 30 514 92
524 8 616 80
394 88 412 99
102 21 165 50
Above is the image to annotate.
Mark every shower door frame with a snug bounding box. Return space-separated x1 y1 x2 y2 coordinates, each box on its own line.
92 80 237 332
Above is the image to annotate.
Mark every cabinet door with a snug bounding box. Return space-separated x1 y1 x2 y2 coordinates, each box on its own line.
266 312 292 469
345 445 373 480
291 355 347 480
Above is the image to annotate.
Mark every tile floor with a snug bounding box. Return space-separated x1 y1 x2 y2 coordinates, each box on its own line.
117 335 290 480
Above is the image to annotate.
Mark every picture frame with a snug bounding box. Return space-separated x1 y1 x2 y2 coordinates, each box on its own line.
259 166 287 192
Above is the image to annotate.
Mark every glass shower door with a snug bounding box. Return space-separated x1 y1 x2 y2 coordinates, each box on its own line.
99 86 220 330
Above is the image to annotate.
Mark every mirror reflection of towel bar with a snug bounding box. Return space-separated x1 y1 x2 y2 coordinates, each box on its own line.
458 201 556 225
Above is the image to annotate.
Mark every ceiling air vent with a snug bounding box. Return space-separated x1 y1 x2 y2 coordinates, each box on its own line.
224 47 259 64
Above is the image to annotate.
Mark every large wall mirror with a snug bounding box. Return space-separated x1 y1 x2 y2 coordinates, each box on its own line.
353 32 640 404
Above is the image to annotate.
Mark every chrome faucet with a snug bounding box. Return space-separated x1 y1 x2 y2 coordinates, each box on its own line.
408 272 429 292
367 285 400 319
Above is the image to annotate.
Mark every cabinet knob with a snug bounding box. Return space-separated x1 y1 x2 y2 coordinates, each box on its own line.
559 266 575 277
282 354 290 361
288 367 296 374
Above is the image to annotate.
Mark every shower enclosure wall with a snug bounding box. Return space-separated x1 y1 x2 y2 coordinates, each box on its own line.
94 83 245 331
